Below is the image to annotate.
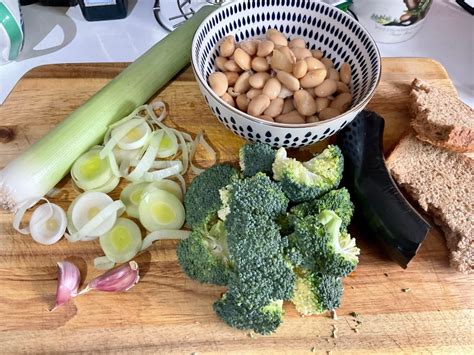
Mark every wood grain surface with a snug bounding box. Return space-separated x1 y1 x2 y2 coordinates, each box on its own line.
0 58 472 354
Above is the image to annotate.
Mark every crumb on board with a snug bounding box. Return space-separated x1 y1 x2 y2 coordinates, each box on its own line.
327 351 333 355
384 272 389 277
402 288 411 292
331 324 338 339
247 332 255 339
331 309 338 320
350 285 355 289
310 346 316 352
349 311 359 318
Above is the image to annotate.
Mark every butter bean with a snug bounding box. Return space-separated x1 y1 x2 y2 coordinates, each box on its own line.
236 94 250 111
257 40 274 57
293 59 308 79
246 88 263 100
340 62 351 84
282 98 295 114
249 72 271 89
294 90 317 116
251 57 270 72
321 57 334 69
315 97 330 113
234 48 252 71
271 48 294 72
278 85 293 99
314 79 337 97
258 115 274 122
234 71 252 94
221 92 235 107
311 49 324 59
262 78 281 100
327 68 340 81
239 40 259 56
220 36 235 57
306 115 319 123
248 94 271 116
208 72 228 97
291 47 312 60
277 71 300 91
289 38 306 48
223 60 242 72
319 107 341 120
336 81 350 93
329 92 353 112
266 29 288 47
227 87 239 97
264 98 284 117
224 72 239 86
275 110 305 124
305 57 326 71
300 69 327 89
216 56 227 71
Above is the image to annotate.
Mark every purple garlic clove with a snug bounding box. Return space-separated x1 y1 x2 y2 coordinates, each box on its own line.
80 261 139 294
51 261 81 311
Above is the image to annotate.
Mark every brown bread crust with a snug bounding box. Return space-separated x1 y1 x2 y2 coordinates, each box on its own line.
410 79 474 153
387 134 474 274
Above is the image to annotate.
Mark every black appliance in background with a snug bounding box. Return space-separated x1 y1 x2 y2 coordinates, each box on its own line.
19 0 129 21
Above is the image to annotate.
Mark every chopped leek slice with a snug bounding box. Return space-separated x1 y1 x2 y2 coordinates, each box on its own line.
30 203 67 245
100 218 142 263
141 229 190 251
120 182 149 218
144 179 183 201
67 192 124 242
156 130 178 158
138 189 185 232
113 147 141 165
71 147 118 192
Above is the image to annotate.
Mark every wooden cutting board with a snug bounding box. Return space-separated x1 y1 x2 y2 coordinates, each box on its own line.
0 58 472 354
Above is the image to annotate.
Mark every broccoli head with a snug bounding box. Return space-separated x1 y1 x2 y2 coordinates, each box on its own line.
184 164 239 228
218 173 288 222
288 210 360 277
292 271 343 316
239 142 276 177
176 220 231 285
272 145 344 203
214 293 284 335
290 188 354 228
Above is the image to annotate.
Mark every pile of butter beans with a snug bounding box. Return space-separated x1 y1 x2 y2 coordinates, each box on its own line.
208 28 352 124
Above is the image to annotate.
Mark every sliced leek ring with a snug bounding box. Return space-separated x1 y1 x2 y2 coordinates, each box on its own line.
124 131 163 182
113 146 142 165
138 189 185 232
156 130 178 158
30 203 67 245
117 120 151 151
144 179 183 201
100 218 142 263
120 182 149 218
89 175 120 194
67 192 124 242
141 229 190 251
71 147 114 191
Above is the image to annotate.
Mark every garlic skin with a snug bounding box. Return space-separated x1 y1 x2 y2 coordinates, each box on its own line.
80 261 140 294
51 261 81 311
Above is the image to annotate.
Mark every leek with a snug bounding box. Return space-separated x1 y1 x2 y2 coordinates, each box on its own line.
0 5 216 212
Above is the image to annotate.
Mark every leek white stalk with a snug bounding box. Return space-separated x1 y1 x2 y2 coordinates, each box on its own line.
0 5 217 212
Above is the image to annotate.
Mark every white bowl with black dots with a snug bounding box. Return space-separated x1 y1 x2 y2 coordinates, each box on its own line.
191 0 381 148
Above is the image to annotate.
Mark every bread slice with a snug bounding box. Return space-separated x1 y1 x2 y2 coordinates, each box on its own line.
410 79 474 153
386 133 474 274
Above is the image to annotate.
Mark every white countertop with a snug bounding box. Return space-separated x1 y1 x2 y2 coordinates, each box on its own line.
0 0 473 106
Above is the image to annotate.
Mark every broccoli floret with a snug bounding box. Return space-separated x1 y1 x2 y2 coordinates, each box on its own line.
272 145 344 203
176 220 231 285
288 210 360 277
214 293 284 335
218 173 288 222
184 164 239 228
292 271 343 316
226 213 295 307
239 142 276 177
290 188 354 228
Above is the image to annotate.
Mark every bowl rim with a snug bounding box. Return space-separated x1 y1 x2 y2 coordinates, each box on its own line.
191 1 382 129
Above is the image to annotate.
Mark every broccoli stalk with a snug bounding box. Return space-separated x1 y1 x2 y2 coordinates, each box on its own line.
273 145 344 203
